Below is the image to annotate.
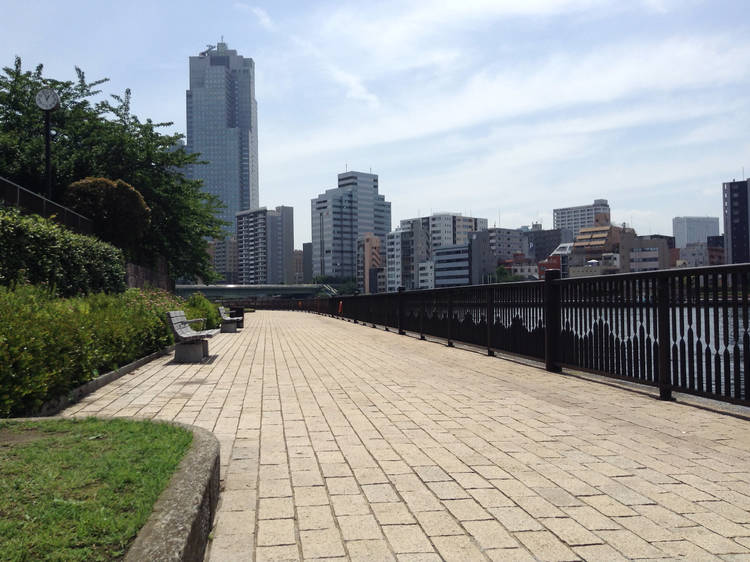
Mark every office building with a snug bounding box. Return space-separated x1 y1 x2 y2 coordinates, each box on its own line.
418 261 434 290
401 213 488 252
433 231 494 288
524 224 574 262
187 41 259 281
311 171 391 279
487 228 528 261
672 216 720 248
187 41 259 221
356 233 382 294
620 235 671 273
553 199 610 236
207 237 237 283
236 206 294 284
723 179 750 264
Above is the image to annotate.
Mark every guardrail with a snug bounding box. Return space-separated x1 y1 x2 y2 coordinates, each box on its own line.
286 265 750 407
0 175 93 235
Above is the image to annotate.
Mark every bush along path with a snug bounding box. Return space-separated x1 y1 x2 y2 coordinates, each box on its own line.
0 285 219 417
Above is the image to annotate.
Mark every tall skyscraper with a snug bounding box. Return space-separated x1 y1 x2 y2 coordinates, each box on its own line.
553 199 610 236
236 206 294 284
311 171 391 279
672 216 720 248
723 179 750 264
187 41 259 231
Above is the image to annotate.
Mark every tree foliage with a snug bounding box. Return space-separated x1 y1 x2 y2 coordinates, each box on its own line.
0 57 225 282
65 177 150 259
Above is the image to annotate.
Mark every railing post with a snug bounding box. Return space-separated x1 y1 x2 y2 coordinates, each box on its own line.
447 289 454 347
398 286 405 335
420 297 425 340
486 287 494 356
657 275 673 400
544 269 561 372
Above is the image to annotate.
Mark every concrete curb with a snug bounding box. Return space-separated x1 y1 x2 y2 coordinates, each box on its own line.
34 345 175 417
4 417 220 562
125 422 220 562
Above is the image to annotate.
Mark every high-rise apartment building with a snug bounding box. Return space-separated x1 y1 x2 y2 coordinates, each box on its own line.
386 222 429 292
187 41 259 229
311 171 391 279
553 199 610 236
487 227 528 261
236 206 294 284
723 179 750 264
672 216 720 248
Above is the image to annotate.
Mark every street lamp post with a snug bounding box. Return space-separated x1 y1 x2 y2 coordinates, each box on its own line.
35 88 60 200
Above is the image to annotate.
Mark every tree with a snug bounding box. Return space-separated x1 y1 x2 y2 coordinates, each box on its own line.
495 265 523 283
65 177 150 259
0 57 225 282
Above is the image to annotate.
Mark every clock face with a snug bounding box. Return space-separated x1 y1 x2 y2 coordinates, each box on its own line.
35 88 60 111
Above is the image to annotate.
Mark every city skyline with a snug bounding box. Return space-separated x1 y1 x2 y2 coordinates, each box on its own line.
4 1 749 247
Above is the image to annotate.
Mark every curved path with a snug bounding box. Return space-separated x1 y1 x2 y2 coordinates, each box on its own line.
63 311 750 561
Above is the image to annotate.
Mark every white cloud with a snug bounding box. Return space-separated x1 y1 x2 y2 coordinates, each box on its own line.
234 3 276 31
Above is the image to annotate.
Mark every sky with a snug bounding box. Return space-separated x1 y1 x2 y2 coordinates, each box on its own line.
4 0 750 247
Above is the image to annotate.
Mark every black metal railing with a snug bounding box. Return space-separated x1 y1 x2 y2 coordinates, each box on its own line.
0 176 93 235
280 264 750 407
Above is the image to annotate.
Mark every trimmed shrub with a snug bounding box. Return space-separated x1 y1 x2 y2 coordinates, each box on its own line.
0 285 189 417
184 292 221 329
0 208 126 296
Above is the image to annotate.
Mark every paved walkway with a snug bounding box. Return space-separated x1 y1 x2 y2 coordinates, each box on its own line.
63 311 750 561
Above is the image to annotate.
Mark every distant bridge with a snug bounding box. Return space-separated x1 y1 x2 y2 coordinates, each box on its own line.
175 284 322 301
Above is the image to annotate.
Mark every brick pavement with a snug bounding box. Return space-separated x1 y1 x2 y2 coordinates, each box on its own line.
62 311 750 561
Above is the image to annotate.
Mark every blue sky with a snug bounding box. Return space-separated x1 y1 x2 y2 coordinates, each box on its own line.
4 0 750 247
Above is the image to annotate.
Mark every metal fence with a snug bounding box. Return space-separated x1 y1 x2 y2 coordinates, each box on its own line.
282 264 750 407
0 175 93 235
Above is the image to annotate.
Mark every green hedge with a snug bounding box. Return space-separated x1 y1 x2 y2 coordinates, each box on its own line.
0 285 218 417
0 207 126 297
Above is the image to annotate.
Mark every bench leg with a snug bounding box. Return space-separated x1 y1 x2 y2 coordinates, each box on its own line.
221 320 237 333
175 341 205 363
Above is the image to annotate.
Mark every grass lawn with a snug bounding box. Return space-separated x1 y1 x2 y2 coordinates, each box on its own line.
0 417 193 561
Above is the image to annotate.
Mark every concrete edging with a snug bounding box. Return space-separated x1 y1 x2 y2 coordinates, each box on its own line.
125 422 220 562
34 345 176 416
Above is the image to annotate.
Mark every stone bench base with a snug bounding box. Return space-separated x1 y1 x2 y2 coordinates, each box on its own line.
174 339 209 363
220 319 238 333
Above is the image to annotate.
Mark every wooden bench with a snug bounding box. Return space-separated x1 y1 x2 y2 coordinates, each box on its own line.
218 306 244 332
167 310 220 362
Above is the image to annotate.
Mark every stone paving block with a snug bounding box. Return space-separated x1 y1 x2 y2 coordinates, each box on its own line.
326 476 359 495
463 519 518 548
383 524 434 553
254 544 300 561
652 539 720 559
679 526 750 554
426 480 470 500
468 487 514 508
514 530 579 561
257 518 296 546
450 471 493 489
582 494 638 517
212 509 256 536
346 539 396 561
299 528 346 558
259 497 295 520
219 489 256 512
338 514 383 540
596 528 670 558
613 514 675 541
541 516 603 546
687 511 750 537
331 493 371 516
259 478 293 498
489 507 544 532
443 498 492 521
414 510 463 536
362 483 400 503
431 535 486 561
396 554 442 562
354 466 390 485
294 485 329 507
485 547 537 561
401 490 444 512
634 503 695 528
414 465 451 482
572 543 628 561
321 462 353 477
373 502 416 525
291 469 324 487
297 505 335 530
